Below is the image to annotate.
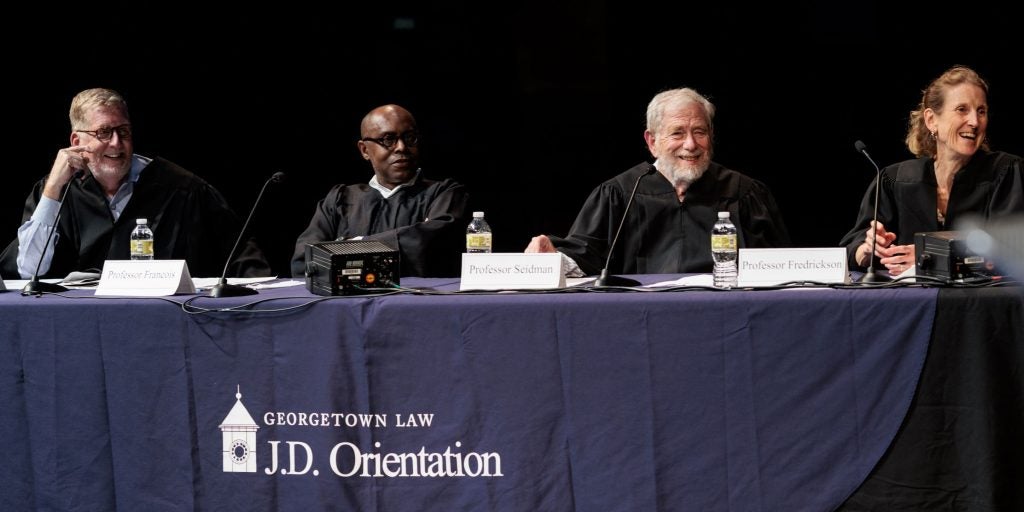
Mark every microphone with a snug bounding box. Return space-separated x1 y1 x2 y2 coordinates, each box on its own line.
853 140 890 283
208 171 285 298
594 166 656 287
21 169 85 296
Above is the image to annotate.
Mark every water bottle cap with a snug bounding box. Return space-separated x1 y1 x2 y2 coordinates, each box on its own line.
717 211 730 219
136 218 148 224
473 211 485 218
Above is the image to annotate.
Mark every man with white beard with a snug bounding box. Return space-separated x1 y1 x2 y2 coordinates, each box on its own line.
526 87 790 276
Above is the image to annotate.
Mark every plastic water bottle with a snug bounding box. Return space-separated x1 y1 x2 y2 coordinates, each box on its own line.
466 211 492 253
130 218 154 260
711 211 737 288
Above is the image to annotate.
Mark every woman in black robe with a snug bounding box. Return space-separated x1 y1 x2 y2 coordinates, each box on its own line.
840 66 1024 275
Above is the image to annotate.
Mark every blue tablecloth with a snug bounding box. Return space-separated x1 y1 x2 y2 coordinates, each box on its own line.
0 280 937 511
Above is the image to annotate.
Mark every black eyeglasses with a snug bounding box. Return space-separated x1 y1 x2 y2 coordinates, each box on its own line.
76 124 132 142
360 131 419 150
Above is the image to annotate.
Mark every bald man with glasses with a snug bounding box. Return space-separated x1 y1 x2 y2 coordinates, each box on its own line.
0 87 271 280
291 104 469 278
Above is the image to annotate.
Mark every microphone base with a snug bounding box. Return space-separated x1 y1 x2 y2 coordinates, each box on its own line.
860 270 892 283
21 280 69 296
593 273 642 287
208 282 258 298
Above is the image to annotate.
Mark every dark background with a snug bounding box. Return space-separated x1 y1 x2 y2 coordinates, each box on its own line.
6 2 1023 277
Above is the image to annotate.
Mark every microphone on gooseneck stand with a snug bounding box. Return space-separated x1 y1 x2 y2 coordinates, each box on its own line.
208 171 286 298
22 169 85 296
853 140 890 283
593 166 657 287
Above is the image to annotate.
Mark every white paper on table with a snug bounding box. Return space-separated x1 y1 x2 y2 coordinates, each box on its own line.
567 277 597 287
646 274 714 287
191 277 280 290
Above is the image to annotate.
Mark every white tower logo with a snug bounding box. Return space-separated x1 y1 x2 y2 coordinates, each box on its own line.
219 385 259 473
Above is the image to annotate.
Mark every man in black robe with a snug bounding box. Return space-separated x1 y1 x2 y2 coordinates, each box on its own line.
0 88 270 280
290 105 469 277
526 87 789 275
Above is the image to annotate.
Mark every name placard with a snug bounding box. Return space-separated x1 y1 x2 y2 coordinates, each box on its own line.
460 253 565 290
738 248 849 287
95 260 196 296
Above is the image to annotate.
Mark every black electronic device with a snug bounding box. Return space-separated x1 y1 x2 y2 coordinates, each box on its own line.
915 231 993 282
958 214 1024 280
304 240 400 296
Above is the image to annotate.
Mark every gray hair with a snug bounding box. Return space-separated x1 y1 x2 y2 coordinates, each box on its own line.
70 88 129 130
646 88 715 134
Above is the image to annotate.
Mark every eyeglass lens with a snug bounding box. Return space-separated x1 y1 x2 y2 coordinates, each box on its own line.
85 125 132 141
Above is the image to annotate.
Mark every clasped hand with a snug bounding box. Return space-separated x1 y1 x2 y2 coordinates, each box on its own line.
858 220 915 276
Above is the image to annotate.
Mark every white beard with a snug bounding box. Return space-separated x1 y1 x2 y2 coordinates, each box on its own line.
657 157 709 187
670 166 705 186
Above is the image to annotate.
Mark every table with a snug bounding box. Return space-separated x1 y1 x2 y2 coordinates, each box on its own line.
840 286 1024 510
1 279 1014 511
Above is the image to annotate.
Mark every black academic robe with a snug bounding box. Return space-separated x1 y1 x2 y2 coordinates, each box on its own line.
290 176 469 277
839 150 1024 269
551 161 791 275
0 157 271 279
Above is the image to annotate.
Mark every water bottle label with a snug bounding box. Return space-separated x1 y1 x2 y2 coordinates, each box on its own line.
466 233 492 250
132 239 154 257
711 234 736 251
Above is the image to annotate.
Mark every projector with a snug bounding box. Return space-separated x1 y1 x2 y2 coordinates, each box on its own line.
915 231 993 282
304 240 400 296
